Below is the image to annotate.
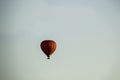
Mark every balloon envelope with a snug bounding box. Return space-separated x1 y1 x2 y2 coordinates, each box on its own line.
40 40 56 59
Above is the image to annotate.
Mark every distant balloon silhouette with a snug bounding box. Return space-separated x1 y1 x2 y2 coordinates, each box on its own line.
40 40 56 59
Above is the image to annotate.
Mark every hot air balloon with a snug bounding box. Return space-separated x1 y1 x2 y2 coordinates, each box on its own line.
40 40 56 59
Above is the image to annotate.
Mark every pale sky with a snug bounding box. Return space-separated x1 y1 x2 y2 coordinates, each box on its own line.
0 0 120 80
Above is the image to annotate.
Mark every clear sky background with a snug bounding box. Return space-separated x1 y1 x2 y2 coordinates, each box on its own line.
0 0 120 80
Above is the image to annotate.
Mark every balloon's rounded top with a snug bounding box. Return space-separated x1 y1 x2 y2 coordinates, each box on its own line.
40 40 56 59
41 40 55 42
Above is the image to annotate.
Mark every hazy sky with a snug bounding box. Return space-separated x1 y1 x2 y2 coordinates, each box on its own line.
0 0 120 80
